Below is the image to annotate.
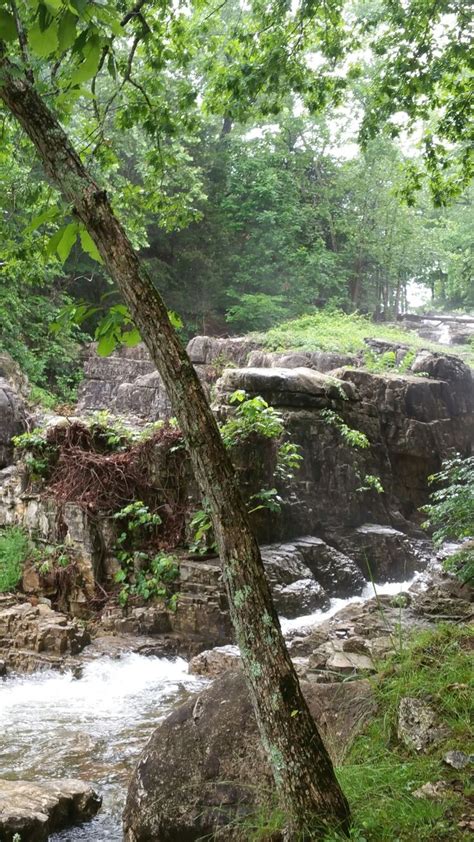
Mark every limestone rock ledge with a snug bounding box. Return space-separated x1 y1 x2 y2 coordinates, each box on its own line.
0 595 90 673
0 778 102 842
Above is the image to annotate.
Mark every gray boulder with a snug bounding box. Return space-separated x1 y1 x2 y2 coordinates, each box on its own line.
0 377 27 467
123 671 375 841
397 696 447 752
272 577 329 617
217 366 356 408
186 335 260 366
247 350 358 373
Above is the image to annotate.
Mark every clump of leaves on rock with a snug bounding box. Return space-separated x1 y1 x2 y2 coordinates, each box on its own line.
113 501 179 607
189 391 303 555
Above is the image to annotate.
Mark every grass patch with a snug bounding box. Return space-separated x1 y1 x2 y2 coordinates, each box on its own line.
236 624 473 841
257 311 474 367
0 526 31 592
333 623 473 841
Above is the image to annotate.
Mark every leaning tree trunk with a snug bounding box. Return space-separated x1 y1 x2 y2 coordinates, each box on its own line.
0 53 350 839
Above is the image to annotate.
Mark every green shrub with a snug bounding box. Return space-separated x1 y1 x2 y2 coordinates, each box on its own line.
113 502 179 606
0 527 31 592
220 390 285 447
422 454 474 583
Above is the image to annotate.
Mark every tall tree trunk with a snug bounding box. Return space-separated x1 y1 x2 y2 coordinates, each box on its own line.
0 54 350 838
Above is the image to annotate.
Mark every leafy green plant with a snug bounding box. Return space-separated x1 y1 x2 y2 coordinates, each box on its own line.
275 442 303 481
0 527 31 592
421 455 474 583
12 428 58 480
247 488 282 514
112 502 178 606
33 543 74 577
189 506 216 556
220 390 285 447
88 411 133 451
357 474 384 494
187 391 304 553
115 551 179 607
319 409 370 450
113 501 162 535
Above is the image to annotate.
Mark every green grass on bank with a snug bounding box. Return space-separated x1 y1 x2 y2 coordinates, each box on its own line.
256 312 474 367
240 623 473 842
333 623 473 841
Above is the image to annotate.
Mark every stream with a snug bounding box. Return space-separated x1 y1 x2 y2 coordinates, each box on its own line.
0 577 418 841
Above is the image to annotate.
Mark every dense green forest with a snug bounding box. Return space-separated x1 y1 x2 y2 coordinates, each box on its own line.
0 0 472 397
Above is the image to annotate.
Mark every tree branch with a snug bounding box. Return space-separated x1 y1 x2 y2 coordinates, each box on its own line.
10 0 34 83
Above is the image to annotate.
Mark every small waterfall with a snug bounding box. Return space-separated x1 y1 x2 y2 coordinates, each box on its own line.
436 322 452 345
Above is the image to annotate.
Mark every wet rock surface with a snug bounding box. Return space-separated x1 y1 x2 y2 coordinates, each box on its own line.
0 778 101 842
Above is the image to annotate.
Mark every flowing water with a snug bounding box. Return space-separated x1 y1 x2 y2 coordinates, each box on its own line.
0 654 207 840
0 576 418 840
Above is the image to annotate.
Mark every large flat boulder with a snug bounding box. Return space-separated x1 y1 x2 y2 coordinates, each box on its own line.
187 335 260 367
0 778 101 842
217 366 356 407
246 349 358 373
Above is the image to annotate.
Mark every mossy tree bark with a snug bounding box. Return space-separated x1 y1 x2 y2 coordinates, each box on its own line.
0 53 350 839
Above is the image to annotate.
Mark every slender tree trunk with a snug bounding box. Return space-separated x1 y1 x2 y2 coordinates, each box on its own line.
0 54 350 838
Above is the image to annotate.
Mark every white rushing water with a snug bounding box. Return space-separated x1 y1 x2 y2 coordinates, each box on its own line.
0 575 421 840
280 575 421 634
0 654 207 841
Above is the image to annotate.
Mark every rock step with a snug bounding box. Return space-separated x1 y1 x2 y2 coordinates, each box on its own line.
177 593 224 609
179 581 226 597
0 778 102 842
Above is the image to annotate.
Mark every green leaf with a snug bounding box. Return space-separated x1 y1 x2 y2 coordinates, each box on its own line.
57 11 77 52
57 222 78 261
70 0 88 14
46 228 65 256
107 53 116 79
24 207 60 234
97 332 118 356
69 35 102 86
79 227 103 263
168 310 183 329
0 10 17 41
44 0 62 12
122 327 141 347
28 22 59 57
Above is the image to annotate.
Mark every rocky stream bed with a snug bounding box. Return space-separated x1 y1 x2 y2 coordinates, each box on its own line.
1 554 471 841
0 331 473 840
